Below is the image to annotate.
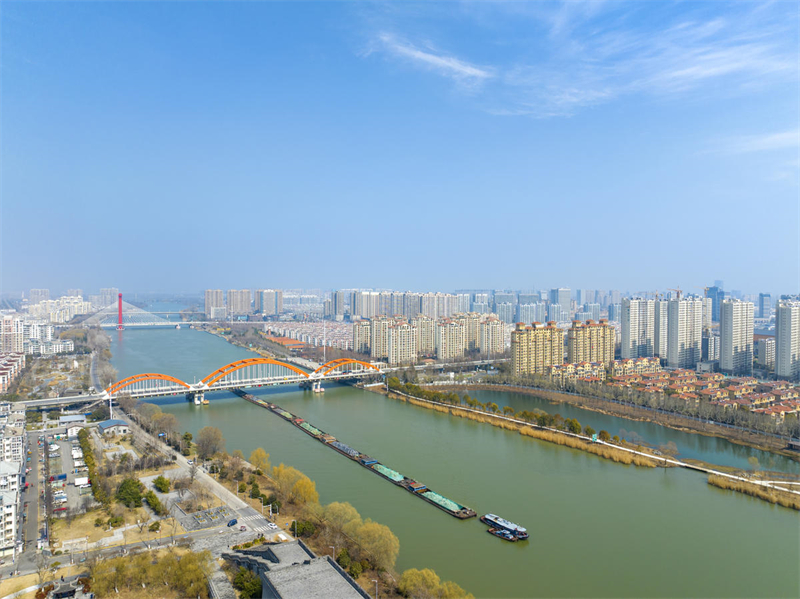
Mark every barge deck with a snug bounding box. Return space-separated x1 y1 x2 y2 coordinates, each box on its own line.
233 388 476 520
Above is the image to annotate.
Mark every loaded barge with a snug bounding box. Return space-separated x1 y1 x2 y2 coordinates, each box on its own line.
233 388 476 520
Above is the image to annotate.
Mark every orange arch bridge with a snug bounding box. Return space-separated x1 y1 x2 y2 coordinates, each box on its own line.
106 357 382 396
106 373 192 396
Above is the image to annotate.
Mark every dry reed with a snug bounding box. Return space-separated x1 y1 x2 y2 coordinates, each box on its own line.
707 475 800 510
394 392 657 467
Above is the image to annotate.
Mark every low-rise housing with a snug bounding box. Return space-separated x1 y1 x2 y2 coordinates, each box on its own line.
97 419 129 436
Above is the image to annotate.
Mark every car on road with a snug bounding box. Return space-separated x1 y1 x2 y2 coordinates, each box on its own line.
227 519 238 527
267 523 278 530
187 460 193 465
239 525 247 531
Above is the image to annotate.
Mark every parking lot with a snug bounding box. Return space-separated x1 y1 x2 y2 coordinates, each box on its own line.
42 432 91 518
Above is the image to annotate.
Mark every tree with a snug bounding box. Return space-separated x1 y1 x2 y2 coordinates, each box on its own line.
249 447 270 473
272 463 303 500
182 431 193 448
196 426 225 459
232 566 262 599
354 519 399 571
323 501 363 543
116 478 144 508
584 426 596 438
290 476 319 506
598 430 611 442
153 475 171 493
503 406 515 417
399 568 442 598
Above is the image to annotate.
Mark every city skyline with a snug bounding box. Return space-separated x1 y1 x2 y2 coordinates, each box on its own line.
2 1 798 293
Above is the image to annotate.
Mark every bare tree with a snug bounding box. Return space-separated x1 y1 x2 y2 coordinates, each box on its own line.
189 461 199 483
35 553 50 586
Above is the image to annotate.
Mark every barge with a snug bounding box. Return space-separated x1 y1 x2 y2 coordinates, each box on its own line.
480 514 528 539
233 388 476 520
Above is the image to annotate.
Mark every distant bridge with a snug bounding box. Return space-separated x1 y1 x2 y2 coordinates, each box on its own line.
21 357 507 408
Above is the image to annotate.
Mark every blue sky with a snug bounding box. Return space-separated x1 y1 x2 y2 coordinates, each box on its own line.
1 1 798 296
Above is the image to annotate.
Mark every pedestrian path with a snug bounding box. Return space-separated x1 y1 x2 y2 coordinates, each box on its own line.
237 514 272 533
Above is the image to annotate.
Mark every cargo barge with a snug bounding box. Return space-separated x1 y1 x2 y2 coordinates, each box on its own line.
233 388 476 520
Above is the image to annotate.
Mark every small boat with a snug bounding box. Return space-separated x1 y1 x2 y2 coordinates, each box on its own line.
480 514 528 539
487 527 517 542
175 324 181 329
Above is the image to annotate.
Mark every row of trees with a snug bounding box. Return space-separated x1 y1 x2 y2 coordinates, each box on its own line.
489 371 800 438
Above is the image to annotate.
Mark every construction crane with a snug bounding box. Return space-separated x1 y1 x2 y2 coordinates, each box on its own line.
668 287 683 300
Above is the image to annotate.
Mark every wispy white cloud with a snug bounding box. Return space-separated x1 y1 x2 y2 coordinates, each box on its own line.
373 33 493 87
720 129 800 154
360 2 798 118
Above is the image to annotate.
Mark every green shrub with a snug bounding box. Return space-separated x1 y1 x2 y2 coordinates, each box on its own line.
149 521 160 532
108 516 124 528
232 566 262 599
116 478 143 508
153 475 170 493
348 562 362 579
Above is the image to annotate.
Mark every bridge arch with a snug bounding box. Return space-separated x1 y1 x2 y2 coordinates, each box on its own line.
106 373 192 396
201 358 310 387
313 358 382 377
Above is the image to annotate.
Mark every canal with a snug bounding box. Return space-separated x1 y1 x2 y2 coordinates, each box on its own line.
111 328 800 598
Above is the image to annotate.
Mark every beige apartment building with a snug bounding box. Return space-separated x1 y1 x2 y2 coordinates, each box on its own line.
435 320 465 360
511 321 565 375
388 322 417 366
479 317 505 356
566 319 615 365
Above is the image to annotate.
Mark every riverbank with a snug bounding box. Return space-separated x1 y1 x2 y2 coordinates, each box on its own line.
433 383 800 461
370 383 800 509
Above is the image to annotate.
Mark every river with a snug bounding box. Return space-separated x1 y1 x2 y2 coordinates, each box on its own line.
110 328 800 598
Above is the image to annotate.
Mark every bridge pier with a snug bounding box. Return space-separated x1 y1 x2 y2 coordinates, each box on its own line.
186 391 205 405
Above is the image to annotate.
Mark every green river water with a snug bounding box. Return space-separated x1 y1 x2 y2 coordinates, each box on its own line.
110 327 800 598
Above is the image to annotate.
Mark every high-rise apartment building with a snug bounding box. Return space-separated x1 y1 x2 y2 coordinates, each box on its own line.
775 300 800 381
456 294 471 313
99 288 119 308
706 286 724 322
547 304 563 323
654 300 668 358
388 322 417 366
479 317 505 356
28 289 50 305
511 322 565 375
351 291 380 319
567 319 615 365
496 303 515 324
548 288 571 321
621 298 655 359
370 316 394 360
454 313 482 351
720 299 754 375
391 292 406 317
756 338 775 369
435 320 465 361
411 316 435 356
352 320 372 354
332 291 346 319
702 297 713 330
258 289 283 316
518 303 546 324
66 289 83 299
702 334 720 362
608 303 621 322
667 297 703 369
204 289 224 318
227 290 251 316
518 293 539 305
0 316 23 353
758 293 772 319
583 303 601 322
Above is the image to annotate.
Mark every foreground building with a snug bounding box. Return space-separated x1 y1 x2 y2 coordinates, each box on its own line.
621 298 654 359
667 297 703 369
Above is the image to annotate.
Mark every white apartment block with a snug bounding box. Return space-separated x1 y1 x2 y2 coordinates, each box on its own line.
435 320 465 361
757 338 775 369
227 289 251 315
479 318 505 356
370 317 395 360
412 316 435 356
352 320 372 354
204 289 224 317
775 300 800 381
0 427 24 464
28 296 92 324
0 462 20 494
720 299 754 375
621 298 655 359
654 300 668 358
388 322 417 366
667 297 703 369
0 490 17 558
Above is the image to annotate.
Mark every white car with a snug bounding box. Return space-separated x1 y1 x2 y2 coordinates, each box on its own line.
267 523 278 530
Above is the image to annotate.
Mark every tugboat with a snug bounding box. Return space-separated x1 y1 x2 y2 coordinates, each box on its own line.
487 527 518 542
480 514 528 540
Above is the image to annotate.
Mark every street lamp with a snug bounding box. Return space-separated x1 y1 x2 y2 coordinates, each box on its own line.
329 545 335 559
372 579 378 599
